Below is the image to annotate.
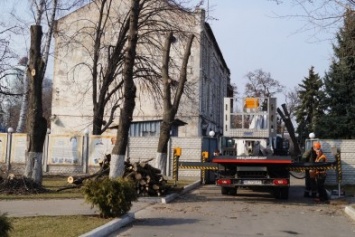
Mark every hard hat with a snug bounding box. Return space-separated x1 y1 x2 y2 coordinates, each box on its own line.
313 142 321 150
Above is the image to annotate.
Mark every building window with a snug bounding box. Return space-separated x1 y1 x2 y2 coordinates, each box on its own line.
142 131 156 137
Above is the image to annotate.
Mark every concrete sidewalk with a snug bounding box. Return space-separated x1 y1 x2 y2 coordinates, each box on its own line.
0 198 98 217
0 198 152 218
0 180 202 236
1 179 354 237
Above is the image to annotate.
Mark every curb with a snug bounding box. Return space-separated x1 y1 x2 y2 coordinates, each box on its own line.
80 180 201 237
79 213 134 237
162 180 201 204
345 206 355 222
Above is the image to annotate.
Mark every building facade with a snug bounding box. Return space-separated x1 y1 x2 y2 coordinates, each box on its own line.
51 1 231 137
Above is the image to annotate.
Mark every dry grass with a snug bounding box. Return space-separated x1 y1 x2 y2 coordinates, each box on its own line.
9 215 113 237
0 175 83 200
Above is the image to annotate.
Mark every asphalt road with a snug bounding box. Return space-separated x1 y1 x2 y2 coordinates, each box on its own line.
110 178 355 237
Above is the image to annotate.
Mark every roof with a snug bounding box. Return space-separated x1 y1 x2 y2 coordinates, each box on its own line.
204 22 230 76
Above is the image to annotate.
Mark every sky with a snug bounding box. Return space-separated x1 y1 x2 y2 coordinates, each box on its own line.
2 0 339 106
200 0 337 104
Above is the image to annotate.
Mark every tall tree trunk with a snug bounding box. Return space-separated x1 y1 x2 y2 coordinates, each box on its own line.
24 25 47 184
92 104 105 135
90 0 130 135
16 71 28 133
156 33 194 174
109 0 140 179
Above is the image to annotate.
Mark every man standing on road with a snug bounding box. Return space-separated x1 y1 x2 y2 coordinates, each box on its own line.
301 141 321 198
313 149 329 203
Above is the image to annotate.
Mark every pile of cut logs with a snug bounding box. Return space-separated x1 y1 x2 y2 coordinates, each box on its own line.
124 158 169 196
64 155 170 196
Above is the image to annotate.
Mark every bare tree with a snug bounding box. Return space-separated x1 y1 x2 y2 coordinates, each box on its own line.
109 0 140 178
52 0 201 177
155 32 194 175
270 0 355 40
244 69 285 98
283 85 300 120
0 26 20 130
53 0 199 135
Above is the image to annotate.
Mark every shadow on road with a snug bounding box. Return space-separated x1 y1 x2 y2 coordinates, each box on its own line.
175 177 347 207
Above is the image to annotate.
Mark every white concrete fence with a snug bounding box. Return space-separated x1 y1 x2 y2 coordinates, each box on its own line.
0 130 214 179
0 130 354 185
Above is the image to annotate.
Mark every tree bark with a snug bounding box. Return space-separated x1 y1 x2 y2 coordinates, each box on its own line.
24 25 47 184
156 32 194 174
109 0 140 178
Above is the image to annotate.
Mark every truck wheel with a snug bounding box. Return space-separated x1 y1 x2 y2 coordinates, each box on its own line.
275 187 289 199
221 187 229 195
221 187 237 195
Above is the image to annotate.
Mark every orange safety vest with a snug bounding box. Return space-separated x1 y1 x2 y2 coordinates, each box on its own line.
315 154 327 176
309 154 327 178
315 154 327 163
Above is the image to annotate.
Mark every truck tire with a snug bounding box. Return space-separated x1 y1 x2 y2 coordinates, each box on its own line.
221 187 228 195
275 187 289 199
221 187 237 195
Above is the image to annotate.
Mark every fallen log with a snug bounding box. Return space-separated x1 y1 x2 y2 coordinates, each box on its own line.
58 156 171 196
66 167 109 185
56 184 80 192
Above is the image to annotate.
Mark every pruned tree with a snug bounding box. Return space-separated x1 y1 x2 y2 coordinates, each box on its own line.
25 24 48 183
22 0 64 184
108 0 199 178
54 0 199 135
52 0 203 178
244 69 284 98
155 32 194 175
23 0 100 184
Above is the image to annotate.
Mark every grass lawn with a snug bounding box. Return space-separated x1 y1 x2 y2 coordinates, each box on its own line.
9 215 113 237
0 175 84 200
1 175 197 236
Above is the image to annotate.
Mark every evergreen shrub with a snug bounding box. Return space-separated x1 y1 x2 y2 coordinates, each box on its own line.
82 177 138 218
0 212 13 237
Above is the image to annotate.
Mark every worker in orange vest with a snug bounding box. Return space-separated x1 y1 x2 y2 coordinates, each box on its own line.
301 141 321 198
313 149 329 203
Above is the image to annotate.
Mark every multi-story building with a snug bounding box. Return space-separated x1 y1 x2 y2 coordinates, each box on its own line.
51 1 231 137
